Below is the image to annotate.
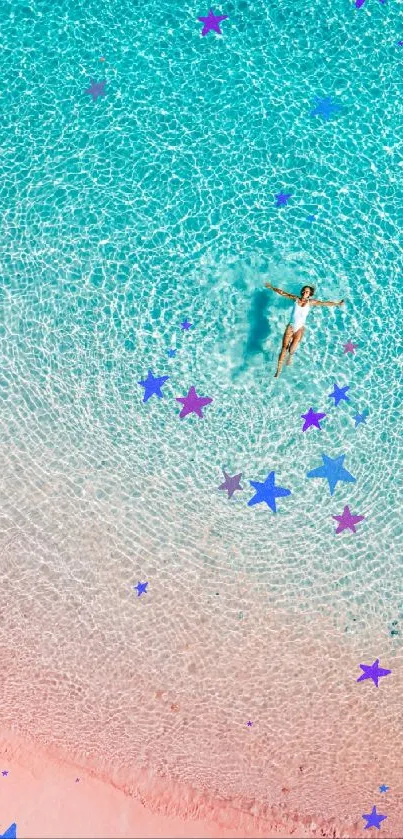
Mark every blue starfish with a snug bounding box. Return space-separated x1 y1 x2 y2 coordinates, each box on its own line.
275 192 292 207
0 825 17 839
362 805 387 830
354 410 368 427
307 453 356 496
379 785 389 793
328 383 350 407
138 369 169 402
248 471 291 513
134 582 148 597
167 349 177 358
356 0 386 7
311 96 341 121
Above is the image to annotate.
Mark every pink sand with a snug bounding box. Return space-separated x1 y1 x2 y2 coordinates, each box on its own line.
0 731 317 838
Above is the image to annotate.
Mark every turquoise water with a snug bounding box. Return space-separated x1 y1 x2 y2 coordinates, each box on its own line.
1 0 403 831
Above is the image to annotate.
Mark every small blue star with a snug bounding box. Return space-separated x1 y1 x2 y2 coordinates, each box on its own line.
306 214 316 223
248 471 291 513
181 320 193 330
328 383 350 407
379 785 389 793
354 411 368 427
167 349 177 358
138 369 169 402
311 96 341 121
275 192 292 207
0 825 17 839
134 581 148 597
307 453 356 496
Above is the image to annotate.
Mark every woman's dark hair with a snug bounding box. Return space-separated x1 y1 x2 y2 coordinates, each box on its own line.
301 285 315 297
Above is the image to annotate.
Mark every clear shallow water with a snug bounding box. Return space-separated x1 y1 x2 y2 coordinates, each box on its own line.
1 0 403 834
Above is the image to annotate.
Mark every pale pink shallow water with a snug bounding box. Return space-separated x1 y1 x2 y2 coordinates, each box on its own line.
1 562 402 838
1 448 402 837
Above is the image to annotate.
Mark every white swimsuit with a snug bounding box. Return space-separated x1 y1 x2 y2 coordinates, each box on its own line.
290 300 310 331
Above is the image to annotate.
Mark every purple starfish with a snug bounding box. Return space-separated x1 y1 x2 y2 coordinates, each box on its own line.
1 770 8 776
180 320 193 330
343 340 358 354
332 505 365 534
176 386 213 418
275 192 292 207
357 659 391 688
85 79 106 101
362 806 387 830
198 8 229 36
301 408 326 431
219 469 243 499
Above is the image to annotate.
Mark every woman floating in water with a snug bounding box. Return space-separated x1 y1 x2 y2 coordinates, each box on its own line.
264 283 344 378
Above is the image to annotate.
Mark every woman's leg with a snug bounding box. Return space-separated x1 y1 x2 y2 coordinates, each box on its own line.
286 327 304 365
275 325 294 377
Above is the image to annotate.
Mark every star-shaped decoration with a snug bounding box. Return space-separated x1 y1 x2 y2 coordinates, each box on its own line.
84 79 106 101
75 778 80 783
198 8 229 36
176 386 213 418
301 408 326 431
379 785 389 793
0 826 17 839
307 453 356 496
1 771 8 776
332 505 365 534
246 720 253 727
356 0 386 8
275 192 292 207
354 411 368 427
248 471 291 513
306 214 316 222
343 340 358 354
310 96 341 121
134 581 148 597
219 469 243 499
362 806 387 830
180 320 193 330
138 369 169 402
328 383 350 407
398 40 403 46
357 659 391 688
167 349 177 358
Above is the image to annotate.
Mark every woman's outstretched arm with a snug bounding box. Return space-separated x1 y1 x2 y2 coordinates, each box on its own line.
264 282 297 300
310 298 344 307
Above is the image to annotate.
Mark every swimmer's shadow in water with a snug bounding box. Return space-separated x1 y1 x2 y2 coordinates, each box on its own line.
231 288 277 380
